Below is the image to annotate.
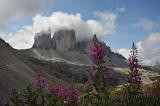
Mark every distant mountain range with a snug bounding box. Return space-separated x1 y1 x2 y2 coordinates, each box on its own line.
0 29 159 102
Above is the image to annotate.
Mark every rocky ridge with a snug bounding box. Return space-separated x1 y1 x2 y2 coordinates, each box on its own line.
32 29 112 55
30 29 127 67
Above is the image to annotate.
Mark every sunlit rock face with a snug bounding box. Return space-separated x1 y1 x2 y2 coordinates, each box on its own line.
52 29 76 51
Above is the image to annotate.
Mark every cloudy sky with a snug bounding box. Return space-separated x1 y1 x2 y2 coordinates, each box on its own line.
0 0 160 66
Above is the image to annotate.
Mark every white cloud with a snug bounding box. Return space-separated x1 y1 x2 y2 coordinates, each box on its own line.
0 0 44 29
139 32 160 65
3 26 33 49
1 11 118 49
118 32 160 66
133 19 155 31
93 11 117 36
117 48 130 59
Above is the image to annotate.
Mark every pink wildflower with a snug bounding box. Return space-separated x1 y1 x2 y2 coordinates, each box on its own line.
92 46 105 64
132 75 141 82
49 84 78 104
105 68 112 80
89 66 96 76
127 42 141 87
34 71 46 89
84 80 93 91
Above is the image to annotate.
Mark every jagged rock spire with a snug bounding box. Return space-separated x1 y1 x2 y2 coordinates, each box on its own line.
131 42 136 51
92 34 99 47
32 30 112 57
33 29 76 51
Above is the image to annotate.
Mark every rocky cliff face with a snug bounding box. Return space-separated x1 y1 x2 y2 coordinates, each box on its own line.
33 31 53 49
33 29 76 51
75 35 112 56
32 29 112 55
52 29 76 51
30 29 128 67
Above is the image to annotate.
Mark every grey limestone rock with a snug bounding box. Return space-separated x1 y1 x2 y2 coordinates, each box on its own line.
33 31 53 50
52 29 76 51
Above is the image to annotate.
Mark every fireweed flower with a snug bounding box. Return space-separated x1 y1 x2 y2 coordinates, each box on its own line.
91 39 113 85
34 71 46 89
92 46 105 64
49 84 78 104
132 75 141 82
84 80 93 91
89 66 96 76
126 42 141 91
82 35 113 105
128 57 139 69
105 68 112 80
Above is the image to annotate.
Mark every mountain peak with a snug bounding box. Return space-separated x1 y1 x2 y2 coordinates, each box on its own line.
92 34 99 47
32 29 76 51
32 29 113 56
52 29 76 51
32 31 53 49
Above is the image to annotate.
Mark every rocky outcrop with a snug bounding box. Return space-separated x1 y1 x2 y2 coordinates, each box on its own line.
101 42 112 57
32 29 76 51
32 30 112 56
33 31 53 49
75 35 112 56
52 29 76 51
0 38 12 49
